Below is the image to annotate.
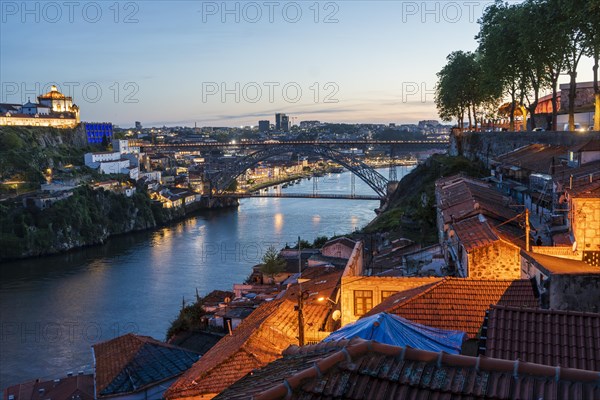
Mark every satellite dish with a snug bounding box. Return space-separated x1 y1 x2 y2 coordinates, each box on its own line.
332 310 341 321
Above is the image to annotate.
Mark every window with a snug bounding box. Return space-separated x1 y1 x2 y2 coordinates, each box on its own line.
381 291 397 301
353 290 373 316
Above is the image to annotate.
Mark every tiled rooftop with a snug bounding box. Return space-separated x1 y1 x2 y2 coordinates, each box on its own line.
436 176 518 225
566 180 600 198
92 333 200 398
215 338 600 400
4 374 94 400
494 144 569 175
452 215 500 252
365 278 539 338
481 305 600 371
166 269 343 399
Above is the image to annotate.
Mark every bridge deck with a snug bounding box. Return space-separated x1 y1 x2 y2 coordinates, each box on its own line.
213 193 382 200
144 139 448 150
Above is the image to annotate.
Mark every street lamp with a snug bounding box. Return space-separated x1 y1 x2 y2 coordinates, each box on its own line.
317 296 337 306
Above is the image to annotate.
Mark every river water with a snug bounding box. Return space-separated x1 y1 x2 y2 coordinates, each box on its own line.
0 166 412 391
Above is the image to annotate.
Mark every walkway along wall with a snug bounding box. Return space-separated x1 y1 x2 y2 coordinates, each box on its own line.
450 131 599 166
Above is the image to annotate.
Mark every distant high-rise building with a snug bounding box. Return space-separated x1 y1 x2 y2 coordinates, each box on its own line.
258 120 270 132
281 115 290 132
275 113 283 130
135 121 142 130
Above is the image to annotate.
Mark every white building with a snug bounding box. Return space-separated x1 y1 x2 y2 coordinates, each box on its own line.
84 152 121 168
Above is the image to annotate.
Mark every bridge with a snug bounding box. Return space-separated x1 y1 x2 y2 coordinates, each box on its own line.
213 192 382 201
145 139 448 200
144 139 448 151
205 143 393 198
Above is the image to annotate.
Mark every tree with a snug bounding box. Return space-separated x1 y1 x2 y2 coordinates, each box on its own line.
259 245 286 283
519 0 554 130
556 0 587 131
477 1 530 131
580 0 600 130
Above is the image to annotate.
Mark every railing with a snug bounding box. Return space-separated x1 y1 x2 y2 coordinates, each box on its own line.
214 193 382 200
531 246 581 260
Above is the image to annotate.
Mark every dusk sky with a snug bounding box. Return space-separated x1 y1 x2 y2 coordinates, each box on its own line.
1 1 595 127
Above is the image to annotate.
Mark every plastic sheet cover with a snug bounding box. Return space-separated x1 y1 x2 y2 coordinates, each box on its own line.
323 312 467 354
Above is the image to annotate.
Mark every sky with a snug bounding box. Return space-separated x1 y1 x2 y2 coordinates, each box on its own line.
0 0 595 128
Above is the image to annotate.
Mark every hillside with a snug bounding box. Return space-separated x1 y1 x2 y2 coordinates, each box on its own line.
363 155 487 245
0 125 93 190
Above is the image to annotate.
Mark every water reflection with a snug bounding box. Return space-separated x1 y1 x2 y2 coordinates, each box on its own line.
0 167 412 391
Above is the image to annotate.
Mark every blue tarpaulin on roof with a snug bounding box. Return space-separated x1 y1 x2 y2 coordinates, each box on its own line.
323 312 467 354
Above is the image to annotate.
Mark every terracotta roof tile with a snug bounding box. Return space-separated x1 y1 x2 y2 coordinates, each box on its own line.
215 339 600 400
4 374 94 400
452 215 500 251
92 334 199 398
482 305 600 371
436 176 518 225
166 270 344 399
494 144 569 175
566 180 600 198
365 278 539 338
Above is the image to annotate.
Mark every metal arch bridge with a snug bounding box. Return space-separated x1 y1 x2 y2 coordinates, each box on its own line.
145 139 448 150
206 143 390 198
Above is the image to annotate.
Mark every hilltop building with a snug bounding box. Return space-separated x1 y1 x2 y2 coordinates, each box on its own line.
0 85 80 128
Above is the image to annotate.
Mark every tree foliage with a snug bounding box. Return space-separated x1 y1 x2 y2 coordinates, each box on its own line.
259 245 286 282
436 0 599 132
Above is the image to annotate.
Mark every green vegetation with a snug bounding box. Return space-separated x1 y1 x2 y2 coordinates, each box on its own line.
0 186 178 260
166 295 207 340
0 126 94 191
363 155 487 245
259 245 286 282
287 235 329 249
436 0 600 131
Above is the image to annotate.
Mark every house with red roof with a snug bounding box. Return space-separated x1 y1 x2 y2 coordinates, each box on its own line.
480 305 600 371
435 175 525 278
213 338 600 400
363 278 539 353
92 334 200 400
4 373 94 400
165 268 344 400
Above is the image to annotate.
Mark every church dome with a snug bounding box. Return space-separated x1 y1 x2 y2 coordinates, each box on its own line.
38 85 67 100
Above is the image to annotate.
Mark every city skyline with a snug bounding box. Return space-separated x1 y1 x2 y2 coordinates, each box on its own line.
1 1 596 128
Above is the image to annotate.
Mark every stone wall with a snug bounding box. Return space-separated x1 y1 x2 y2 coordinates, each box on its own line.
339 276 441 326
571 197 600 253
550 274 600 312
450 131 599 164
468 240 521 279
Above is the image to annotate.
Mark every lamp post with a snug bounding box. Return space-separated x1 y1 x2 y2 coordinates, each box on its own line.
296 290 308 346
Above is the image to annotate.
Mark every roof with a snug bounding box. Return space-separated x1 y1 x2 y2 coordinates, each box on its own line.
365 278 539 338
202 290 234 306
215 338 600 400
481 305 600 371
494 144 569 175
436 176 518 225
166 269 344 399
452 214 500 252
566 179 600 198
572 138 600 153
522 251 600 275
323 312 467 354
4 374 94 400
167 331 224 356
321 237 356 250
38 85 70 100
92 333 200 398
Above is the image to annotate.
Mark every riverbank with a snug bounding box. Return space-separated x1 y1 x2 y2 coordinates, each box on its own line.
0 187 238 262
